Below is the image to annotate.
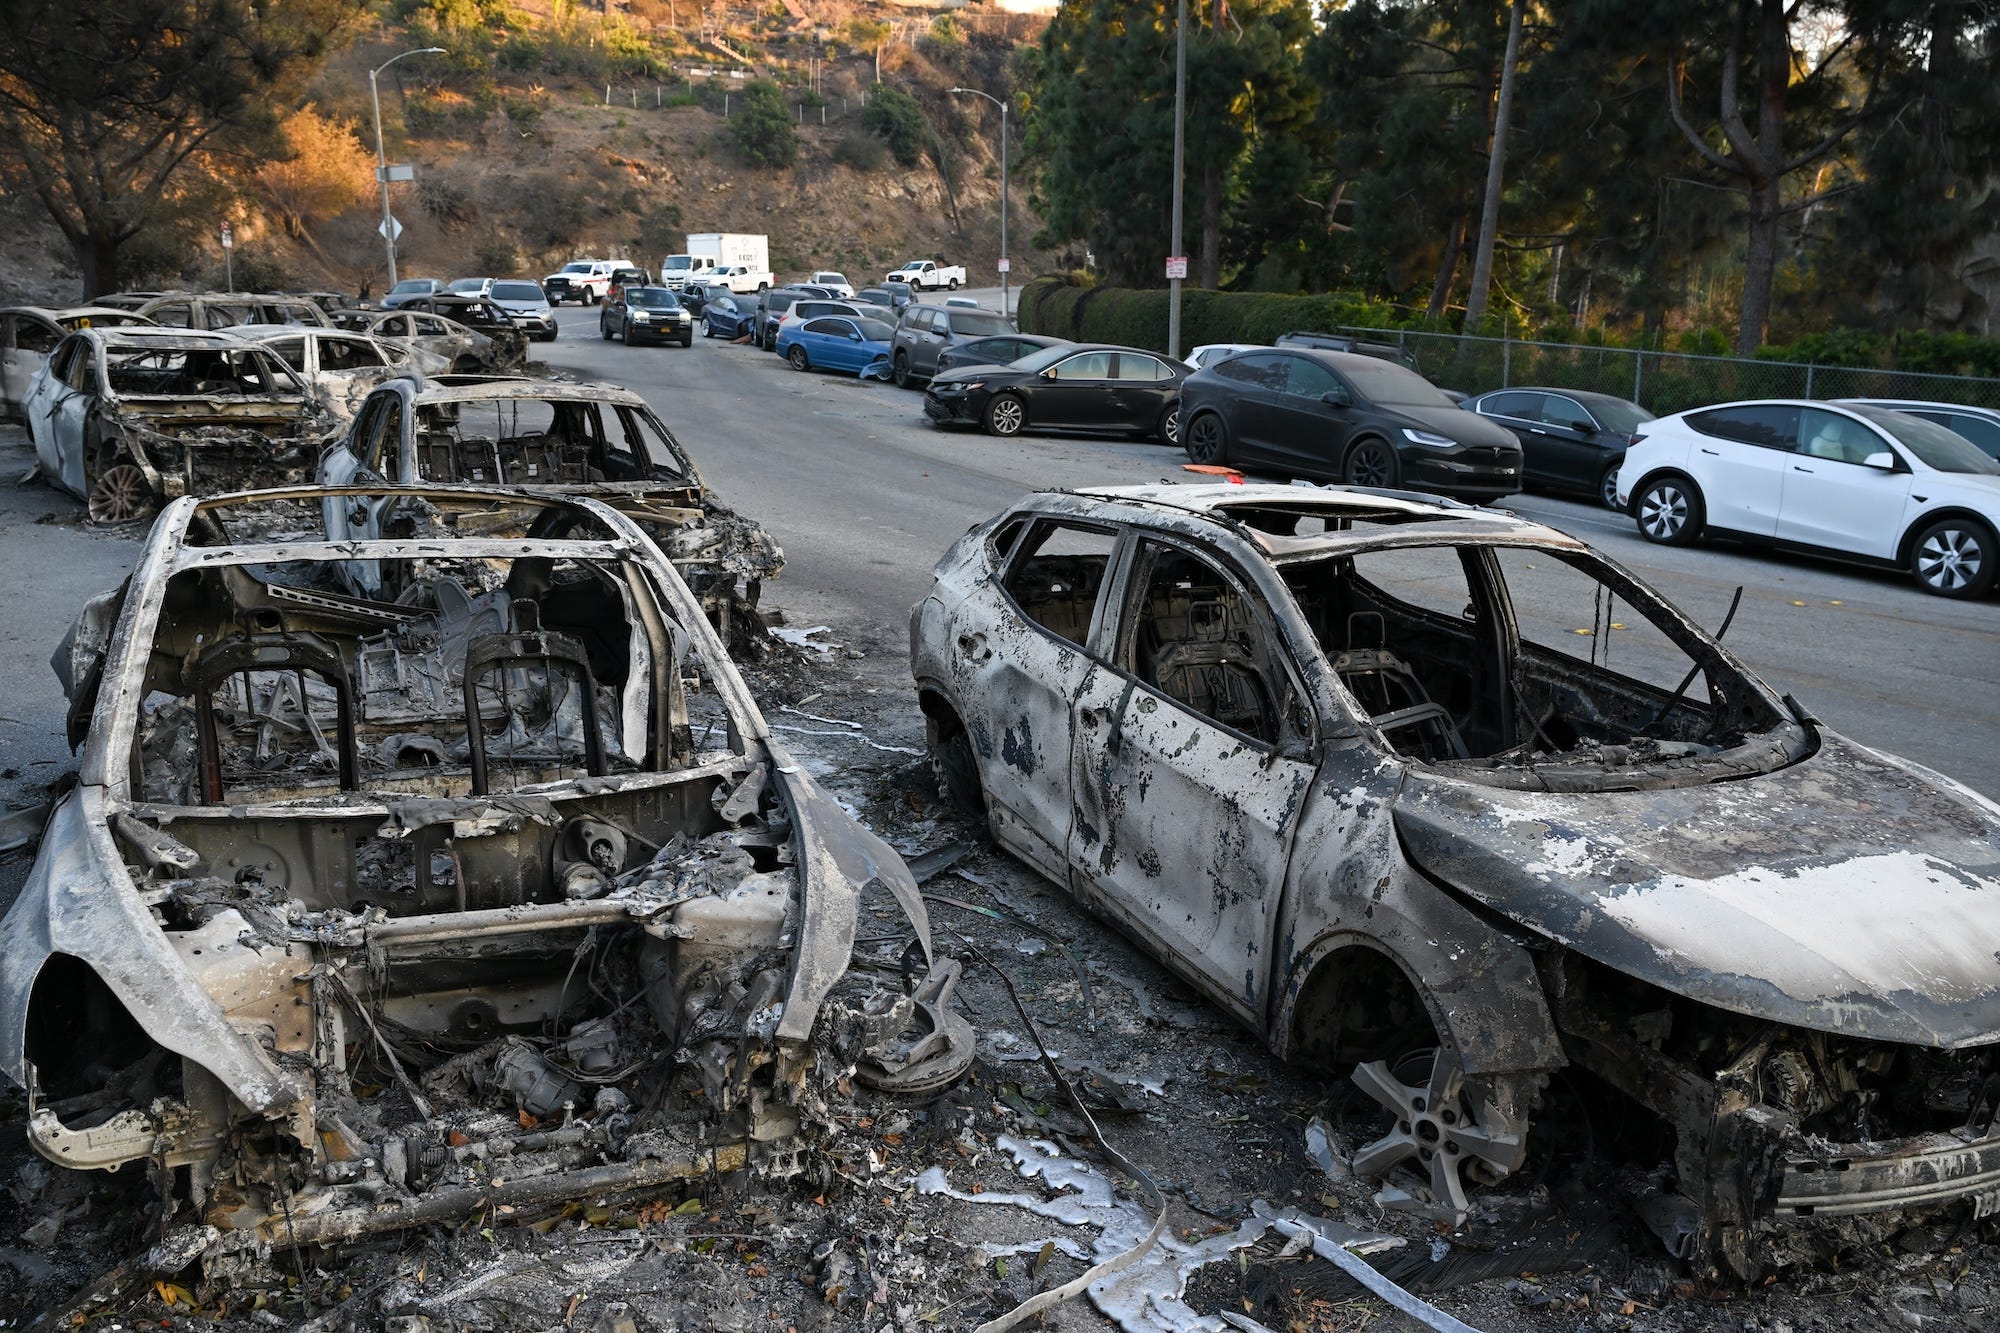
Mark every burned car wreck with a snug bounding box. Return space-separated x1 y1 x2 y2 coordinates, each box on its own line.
911 483 2000 1279
318 378 785 652
1 488 970 1270
24 327 329 523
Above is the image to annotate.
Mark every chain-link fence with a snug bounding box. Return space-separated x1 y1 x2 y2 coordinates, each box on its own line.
1341 327 2000 415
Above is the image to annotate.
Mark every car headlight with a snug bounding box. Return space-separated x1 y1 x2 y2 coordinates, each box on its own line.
632 313 650 321
1402 428 1458 448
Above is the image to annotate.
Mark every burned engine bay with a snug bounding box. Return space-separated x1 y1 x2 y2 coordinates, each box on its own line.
0 490 971 1271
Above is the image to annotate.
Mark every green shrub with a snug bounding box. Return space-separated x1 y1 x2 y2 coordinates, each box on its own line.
832 129 887 171
730 81 796 168
861 85 927 168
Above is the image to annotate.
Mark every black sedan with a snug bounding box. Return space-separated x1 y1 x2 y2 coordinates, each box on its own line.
934 333 1071 377
1462 387 1654 508
599 286 693 347
924 343 1186 443
699 292 757 340
1180 349 1521 500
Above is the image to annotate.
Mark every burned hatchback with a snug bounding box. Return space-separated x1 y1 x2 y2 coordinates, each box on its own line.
911 483 2000 1278
24 328 327 523
1 488 970 1268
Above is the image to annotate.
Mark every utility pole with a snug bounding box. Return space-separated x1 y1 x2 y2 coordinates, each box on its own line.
369 47 445 291
950 87 1010 317
1167 0 1189 359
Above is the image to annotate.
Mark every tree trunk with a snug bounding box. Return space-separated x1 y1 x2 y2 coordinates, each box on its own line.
1738 176 1780 355
1200 160 1222 289
1462 0 1524 331
1426 213 1467 320
79 230 125 302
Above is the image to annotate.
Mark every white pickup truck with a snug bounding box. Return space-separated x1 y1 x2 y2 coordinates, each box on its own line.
887 259 966 291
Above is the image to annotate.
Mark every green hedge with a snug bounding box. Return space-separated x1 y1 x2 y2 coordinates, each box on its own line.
1017 277 1399 353
1017 276 2000 379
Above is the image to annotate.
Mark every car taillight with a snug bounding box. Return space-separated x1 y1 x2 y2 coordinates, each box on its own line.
1629 433 1646 446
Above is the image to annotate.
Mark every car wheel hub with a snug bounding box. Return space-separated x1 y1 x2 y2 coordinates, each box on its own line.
1350 1052 1524 1225
1919 530 1980 589
1641 488 1685 536
88 463 152 524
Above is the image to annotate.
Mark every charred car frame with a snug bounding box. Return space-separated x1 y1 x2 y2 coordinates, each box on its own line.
0 487 969 1268
911 483 2000 1278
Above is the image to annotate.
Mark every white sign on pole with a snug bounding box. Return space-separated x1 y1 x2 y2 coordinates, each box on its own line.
220 220 233 249
996 258 1011 274
1164 256 1188 280
378 216 404 241
375 164 415 183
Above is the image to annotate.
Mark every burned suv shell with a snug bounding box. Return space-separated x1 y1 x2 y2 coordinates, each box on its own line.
24 327 328 523
1 487 969 1266
910 482 2000 1278
318 378 783 651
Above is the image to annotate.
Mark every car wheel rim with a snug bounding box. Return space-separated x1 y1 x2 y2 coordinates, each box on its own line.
992 399 1023 434
1600 469 1621 509
789 348 807 369
1187 417 1221 462
1918 528 1983 591
1351 445 1390 487
1640 486 1686 538
1349 1051 1522 1224
1162 407 1180 445
87 462 151 524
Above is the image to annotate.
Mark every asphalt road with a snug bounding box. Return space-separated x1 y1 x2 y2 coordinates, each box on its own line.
540 295 2000 798
0 291 1993 840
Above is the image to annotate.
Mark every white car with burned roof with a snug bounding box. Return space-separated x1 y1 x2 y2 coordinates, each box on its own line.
0 485 972 1269
2 304 158 421
225 324 447 421
318 377 782 647
911 482 2000 1279
24 326 328 523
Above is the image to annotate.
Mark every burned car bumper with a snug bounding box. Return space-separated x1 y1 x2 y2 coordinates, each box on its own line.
1773 1127 2000 1217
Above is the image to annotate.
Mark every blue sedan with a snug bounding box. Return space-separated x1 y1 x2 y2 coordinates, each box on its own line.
777 314 895 379
700 293 758 340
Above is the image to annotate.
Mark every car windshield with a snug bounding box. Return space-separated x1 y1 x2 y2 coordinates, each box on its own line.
389 280 432 294
1584 397 1655 433
948 311 1011 337
766 293 798 312
627 289 681 309
854 317 895 341
561 263 594 274
663 256 693 271
447 279 485 293
492 282 543 302
1852 405 2000 474
1344 360 1456 408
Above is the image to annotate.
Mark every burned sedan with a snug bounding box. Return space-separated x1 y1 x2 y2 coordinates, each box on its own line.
318 378 783 651
1 487 970 1267
911 483 2000 1278
24 327 328 523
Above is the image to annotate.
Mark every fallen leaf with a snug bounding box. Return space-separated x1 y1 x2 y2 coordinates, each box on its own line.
519 1109 540 1129
674 1198 704 1215
1032 1240 1055 1276
994 1256 1008 1279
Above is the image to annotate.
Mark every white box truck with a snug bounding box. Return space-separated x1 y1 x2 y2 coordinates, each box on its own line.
661 233 772 293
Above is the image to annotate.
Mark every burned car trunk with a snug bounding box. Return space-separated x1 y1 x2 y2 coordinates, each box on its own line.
0 488 968 1269
24 328 331 524
909 483 2000 1281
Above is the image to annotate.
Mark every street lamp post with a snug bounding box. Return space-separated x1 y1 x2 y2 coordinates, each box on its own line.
949 87 1009 318
1167 0 1188 360
369 47 445 291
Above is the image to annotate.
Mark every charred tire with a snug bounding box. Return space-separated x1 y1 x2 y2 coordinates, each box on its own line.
892 351 913 389
1183 411 1230 466
1635 474 1703 545
929 719 984 819
983 394 1025 437
1909 516 1996 599
788 345 810 371
1344 437 1399 488
1598 461 1624 510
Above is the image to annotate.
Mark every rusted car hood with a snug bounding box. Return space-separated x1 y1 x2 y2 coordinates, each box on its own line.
1394 733 2000 1048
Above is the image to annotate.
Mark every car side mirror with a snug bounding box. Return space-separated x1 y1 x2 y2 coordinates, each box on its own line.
1862 450 1896 470
1043 368 1059 380
1321 390 1350 408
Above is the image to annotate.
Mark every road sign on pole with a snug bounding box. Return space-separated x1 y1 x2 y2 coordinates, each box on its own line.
1165 256 1188 280
378 216 404 242
375 164 415 182
996 258 1010 274
220 220 232 249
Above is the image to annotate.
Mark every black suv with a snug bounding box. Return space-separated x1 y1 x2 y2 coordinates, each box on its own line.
889 303 1017 388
